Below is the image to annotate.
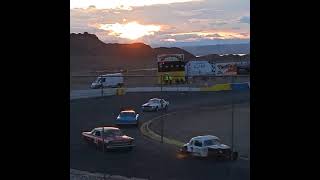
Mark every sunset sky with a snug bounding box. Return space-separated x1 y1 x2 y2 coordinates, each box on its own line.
70 0 250 47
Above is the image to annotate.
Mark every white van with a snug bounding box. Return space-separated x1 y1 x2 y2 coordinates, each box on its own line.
91 73 124 89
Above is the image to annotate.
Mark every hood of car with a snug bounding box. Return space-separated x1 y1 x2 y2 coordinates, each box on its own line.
142 102 154 106
82 131 91 135
207 144 230 150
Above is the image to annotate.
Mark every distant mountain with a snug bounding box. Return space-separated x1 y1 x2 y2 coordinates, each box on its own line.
196 54 250 64
153 47 195 60
181 44 250 56
70 32 195 73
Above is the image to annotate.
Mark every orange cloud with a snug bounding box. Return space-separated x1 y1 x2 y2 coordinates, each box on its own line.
70 0 201 10
162 38 176 42
99 21 161 40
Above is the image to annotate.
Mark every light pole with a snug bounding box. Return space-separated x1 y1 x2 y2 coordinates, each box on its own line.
231 75 234 155
102 127 105 153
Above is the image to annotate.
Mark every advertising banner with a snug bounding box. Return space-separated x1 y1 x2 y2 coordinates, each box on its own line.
215 62 238 76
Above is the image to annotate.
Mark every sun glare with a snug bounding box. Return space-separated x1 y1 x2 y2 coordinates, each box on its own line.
99 22 161 40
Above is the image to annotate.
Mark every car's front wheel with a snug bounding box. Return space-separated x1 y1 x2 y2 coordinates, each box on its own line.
180 146 188 153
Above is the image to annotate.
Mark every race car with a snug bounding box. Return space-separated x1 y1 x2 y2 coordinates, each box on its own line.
116 110 139 126
141 98 169 112
82 127 135 151
179 135 237 160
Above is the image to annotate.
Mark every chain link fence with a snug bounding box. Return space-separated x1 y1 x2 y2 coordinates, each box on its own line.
70 73 250 91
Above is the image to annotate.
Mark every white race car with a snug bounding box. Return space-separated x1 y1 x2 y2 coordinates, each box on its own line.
180 135 237 160
141 98 169 112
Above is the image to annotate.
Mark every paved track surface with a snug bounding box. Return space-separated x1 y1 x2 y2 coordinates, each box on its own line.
149 103 250 157
70 91 250 180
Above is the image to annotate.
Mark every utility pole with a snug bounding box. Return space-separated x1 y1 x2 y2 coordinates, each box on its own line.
101 84 104 97
160 74 164 143
102 127 105 153
161 114 164 143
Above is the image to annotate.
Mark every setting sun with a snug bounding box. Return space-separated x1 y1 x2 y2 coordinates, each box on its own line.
99 22 161 40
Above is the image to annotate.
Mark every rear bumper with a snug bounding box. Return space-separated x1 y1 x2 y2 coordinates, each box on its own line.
115 121 138 125
106 144 135 149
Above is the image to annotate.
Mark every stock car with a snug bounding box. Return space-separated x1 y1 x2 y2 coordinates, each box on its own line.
82 127 135 151
179 135 237 160
141 98 169 112
116 110 139 126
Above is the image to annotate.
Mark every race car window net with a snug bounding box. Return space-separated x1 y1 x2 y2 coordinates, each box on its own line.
104 129 123 137
194 140 202 147
149 99 159 103
94 131 101 137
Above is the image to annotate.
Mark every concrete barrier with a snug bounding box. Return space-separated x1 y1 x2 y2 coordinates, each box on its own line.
70 89 117 100
231 83 249 91
201 83 232 91
125 87 200 92
71 83 250 100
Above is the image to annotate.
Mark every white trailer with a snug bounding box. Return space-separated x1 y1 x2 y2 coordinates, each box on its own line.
185 61 215 77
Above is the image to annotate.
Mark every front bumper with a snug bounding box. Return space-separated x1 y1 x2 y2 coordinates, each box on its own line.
106 143 135 149
91 84 101 89
208 149 232 157
142 106 156 111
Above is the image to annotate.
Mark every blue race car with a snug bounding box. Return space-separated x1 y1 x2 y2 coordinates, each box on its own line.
116 110 139 126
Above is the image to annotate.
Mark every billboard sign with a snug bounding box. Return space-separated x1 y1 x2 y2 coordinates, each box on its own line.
157 54 184 62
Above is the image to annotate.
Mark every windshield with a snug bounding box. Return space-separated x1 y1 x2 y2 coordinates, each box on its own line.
120 112 135 117
204 139 221 146
104 129 123 137
148 99 159 103
94 77 102 83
